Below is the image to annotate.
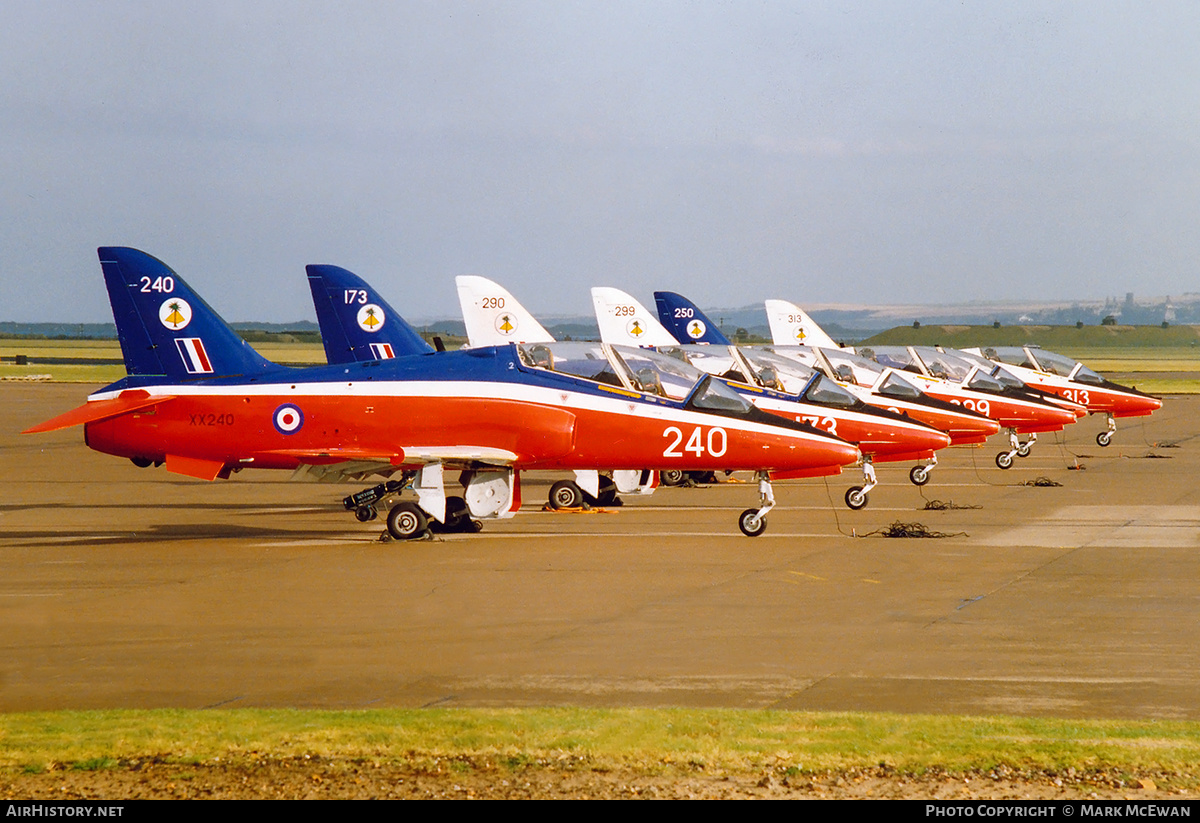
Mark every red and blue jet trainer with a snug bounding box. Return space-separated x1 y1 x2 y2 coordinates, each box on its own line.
25 248 863 538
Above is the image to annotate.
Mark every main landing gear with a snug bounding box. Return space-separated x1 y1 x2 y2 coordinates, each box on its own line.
547 476 621 510
738 471 775 537
844 458 877 511
995 430 1036 470
343 473 489 541
1096 413 1116 447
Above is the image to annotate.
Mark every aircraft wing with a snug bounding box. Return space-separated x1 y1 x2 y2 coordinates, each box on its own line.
282 445 519 483
23 391 177 434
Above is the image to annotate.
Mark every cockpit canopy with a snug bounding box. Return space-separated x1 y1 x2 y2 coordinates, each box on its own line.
517 341 721 403
983 347 1104 385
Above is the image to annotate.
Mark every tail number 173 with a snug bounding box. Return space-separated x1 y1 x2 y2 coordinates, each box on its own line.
663 426 727 458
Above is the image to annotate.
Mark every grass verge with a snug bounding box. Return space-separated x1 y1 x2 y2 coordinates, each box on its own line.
4 708 1200 781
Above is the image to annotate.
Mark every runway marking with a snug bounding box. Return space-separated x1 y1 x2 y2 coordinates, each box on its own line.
0 592 63 597
789 571 827 581
598 505 920 513
984 505 1200 548
423 531 843 541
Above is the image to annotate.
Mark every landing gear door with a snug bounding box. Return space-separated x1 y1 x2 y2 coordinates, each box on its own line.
465 468 520 519
573 470 601 498
413 462 447 524
613 469 658 496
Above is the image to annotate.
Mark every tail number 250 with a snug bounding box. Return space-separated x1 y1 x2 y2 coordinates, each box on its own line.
663 426 727 458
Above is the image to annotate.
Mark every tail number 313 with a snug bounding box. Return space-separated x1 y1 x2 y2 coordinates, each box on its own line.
663 426 727 458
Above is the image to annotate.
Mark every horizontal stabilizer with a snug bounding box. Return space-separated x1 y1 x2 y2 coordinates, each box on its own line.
23 391 176 434
165 454 228 481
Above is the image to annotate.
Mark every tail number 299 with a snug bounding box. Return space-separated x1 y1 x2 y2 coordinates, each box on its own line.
663 426 727 458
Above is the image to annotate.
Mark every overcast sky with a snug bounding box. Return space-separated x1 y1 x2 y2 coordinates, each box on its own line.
3 1 1198 323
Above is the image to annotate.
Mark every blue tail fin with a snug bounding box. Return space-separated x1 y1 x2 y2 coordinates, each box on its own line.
98 247 277 380
305 265 433 364
653 291 733 345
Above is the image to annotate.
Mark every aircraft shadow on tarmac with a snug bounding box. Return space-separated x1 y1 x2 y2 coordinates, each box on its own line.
1 509 354 546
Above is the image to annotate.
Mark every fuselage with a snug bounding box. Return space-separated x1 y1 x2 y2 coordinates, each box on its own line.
974 346 1162 420
81 345 861 479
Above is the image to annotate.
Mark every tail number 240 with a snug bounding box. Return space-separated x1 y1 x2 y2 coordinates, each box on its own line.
663 426 727 458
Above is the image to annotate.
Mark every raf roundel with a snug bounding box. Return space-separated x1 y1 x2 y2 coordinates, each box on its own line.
686 319 707 339
159 298 192 330
273 403 304 435
357 304 386 333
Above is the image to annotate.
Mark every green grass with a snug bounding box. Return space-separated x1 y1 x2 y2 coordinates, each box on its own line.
861 324 1200 352
3 709 1200 778
3 334 1197 391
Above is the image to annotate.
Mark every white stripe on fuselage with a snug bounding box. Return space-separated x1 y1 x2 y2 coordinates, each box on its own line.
87 379 852 447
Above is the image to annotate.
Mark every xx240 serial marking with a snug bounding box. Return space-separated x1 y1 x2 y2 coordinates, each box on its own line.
190 413 235 426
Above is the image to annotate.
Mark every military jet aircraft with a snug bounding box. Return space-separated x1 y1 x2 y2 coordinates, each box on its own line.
26 249 862 538
760 298 1084 469
589 289 957 510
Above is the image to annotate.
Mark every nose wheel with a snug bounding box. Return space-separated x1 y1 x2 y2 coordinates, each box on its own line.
844 458 877 509
909 454 937 486
1096 414 1116 447
739 508 767 537
996 429 1023 470
737 471 776 537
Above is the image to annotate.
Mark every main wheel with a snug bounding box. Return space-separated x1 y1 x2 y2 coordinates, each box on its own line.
738 508 767 537
590 478 622 507
386 501 428 540
1096 431 1112 447
1017 443 1032 458
659 469 686 487
354 506 376 523
442 496 472 532
845 486 868 510
995 451 1014 470
549 479 583 509
909 466 929 486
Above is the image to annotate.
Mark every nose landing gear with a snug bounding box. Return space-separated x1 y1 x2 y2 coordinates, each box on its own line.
738 471 776 537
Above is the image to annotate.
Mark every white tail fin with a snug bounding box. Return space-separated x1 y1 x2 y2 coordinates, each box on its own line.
591 287 679 347
764 299 842 349
455 275 555 348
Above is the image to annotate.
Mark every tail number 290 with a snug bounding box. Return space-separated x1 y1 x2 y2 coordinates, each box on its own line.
663 426 727 458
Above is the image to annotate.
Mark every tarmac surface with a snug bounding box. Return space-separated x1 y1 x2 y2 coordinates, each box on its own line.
3 383 1198 719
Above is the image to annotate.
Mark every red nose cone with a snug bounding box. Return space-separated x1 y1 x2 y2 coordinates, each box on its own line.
1112 392 1163 418
925 408 1002 446
859 422 952 462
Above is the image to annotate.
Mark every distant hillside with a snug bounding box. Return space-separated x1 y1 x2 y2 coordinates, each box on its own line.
860 324 1200 349
1 320 322 340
